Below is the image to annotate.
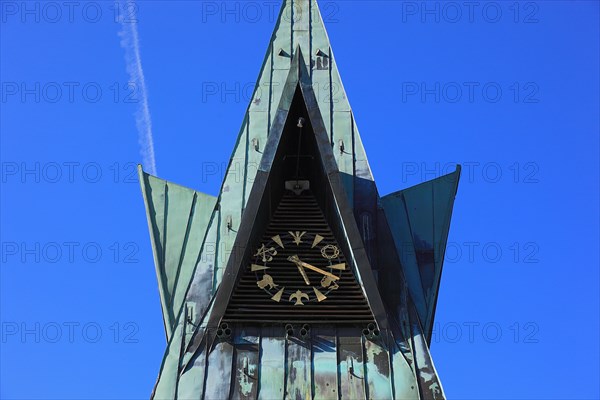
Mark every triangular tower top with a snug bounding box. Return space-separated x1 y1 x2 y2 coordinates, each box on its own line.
203 49 388 335
202 0 378 309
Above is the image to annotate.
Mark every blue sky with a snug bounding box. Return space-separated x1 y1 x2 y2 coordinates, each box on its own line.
1 1 599 399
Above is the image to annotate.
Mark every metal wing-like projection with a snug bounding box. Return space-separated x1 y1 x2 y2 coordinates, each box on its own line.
138 166 217 339
381 166 461 344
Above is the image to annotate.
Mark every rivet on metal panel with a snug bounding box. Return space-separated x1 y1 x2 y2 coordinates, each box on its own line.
339 139 345 155
251 138 260 152
185 302 196 327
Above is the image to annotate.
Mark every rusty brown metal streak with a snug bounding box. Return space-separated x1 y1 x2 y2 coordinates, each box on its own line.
286 335 312 399
337 327 366 400
312 325 339 400
231 327 260 400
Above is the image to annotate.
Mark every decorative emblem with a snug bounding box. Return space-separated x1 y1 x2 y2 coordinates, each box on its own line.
254 244 277 262
251 232 345 305
257 274 278 290
289 290 309 305
321 244 340 259
320 275 339 290
288 231 306 245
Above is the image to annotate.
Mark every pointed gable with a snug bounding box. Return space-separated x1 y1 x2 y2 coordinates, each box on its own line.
221 84 377 324
201 49 389 337
381 167 461 343
138 166 217 339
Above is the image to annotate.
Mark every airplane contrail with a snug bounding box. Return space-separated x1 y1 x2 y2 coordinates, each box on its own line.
118 0 157 176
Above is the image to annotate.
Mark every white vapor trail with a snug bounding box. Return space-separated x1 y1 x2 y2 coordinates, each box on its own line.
118 1 157 175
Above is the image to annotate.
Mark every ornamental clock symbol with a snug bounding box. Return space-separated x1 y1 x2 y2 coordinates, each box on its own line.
251 232 346 305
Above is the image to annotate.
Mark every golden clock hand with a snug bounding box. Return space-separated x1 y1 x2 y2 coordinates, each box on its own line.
299 261 340 280
288 255 311 285
296 264 311 285
288 255 340 281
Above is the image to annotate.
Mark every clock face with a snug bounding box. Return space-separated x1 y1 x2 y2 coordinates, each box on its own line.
251 231 346 305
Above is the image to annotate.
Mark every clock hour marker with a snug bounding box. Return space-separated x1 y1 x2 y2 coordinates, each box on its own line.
311 234 324 248
313 287 327 302
288 231 306 245
255 244 277 262
271 288 285 302
321 276 339 290
251 264 269 272
329 263 346 270
257 274 277 290
271 235 285 249
289 290 309 305
321 244 340 260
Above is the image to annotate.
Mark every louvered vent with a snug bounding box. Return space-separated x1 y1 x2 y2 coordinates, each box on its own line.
223 190 374 324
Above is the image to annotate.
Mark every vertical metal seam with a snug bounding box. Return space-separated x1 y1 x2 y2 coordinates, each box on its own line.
228 330 238 400
201 331 210 400
328 46 334 145
283 332 289 398
268 44 274 137
242 115 250 214
395 312 416 378
309 0 313 80
255 327 263 400
174 311 189 400
427 183 435 330
290 0 294 60
388 331 398 400
162 182 169 301
213 210 222 294
361 334 370 400
335 326 342 400
351 111 357 209
310 330 315 400
386 331 395 399
408 306 425 400
171 191 198 318
400 193 428 312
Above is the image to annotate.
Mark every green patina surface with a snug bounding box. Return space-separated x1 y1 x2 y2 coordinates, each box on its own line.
138 1 461 398
381 168 461 342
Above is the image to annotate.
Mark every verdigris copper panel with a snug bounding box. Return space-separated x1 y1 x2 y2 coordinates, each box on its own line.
312 326 339 399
